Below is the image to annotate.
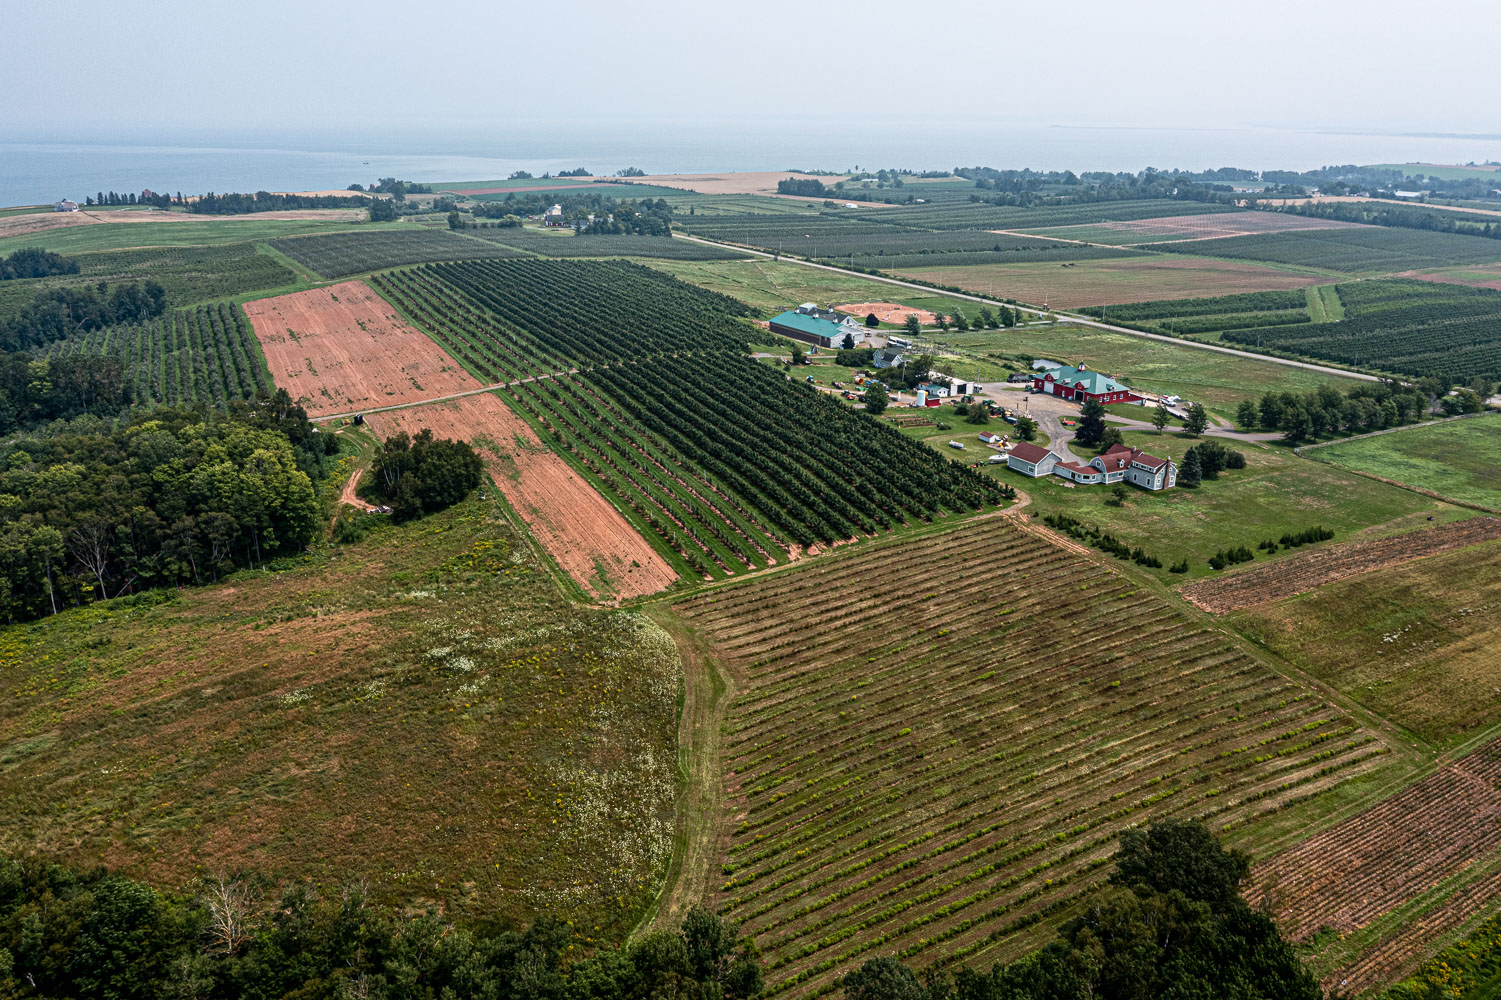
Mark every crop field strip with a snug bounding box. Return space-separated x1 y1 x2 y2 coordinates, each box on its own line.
676 518 1389 996
1147 226 1501 274
269 228 528 279
366 259 1003 560
1246 738 1501 993
1079 288 1314 335
865 245 1139 270
1016 211 1368 247
1219 279 1501 381
466 229 749 260
73 242 297 301
43 301 271 405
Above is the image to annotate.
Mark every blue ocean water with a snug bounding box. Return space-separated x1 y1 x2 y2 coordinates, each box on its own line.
3 119 1499 207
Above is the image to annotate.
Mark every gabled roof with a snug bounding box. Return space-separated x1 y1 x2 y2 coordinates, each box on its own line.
1038 365 1132 395
1008 442 1052 464
1056 461 1099 476
769 310 848 339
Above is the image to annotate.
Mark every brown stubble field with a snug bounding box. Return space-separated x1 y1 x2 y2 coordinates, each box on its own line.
890 255 1323 308
368 392 676 601
243 280 483 417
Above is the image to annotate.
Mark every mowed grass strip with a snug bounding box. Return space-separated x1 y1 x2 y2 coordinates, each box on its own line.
673 517 1391 997
1302 413 1501 510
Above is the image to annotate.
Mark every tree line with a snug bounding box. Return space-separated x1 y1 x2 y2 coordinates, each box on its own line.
467 192 675 234
1271 200 1501 241
0 280 167 351
0 395 337 623
189 191 372 215
1235 379 1485 443
0 859 763 1000
0 248 79 281
84 189 178 208
0 820 1316 1000
0 352 131 431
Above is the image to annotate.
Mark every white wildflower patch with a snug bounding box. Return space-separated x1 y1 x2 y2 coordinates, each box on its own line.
405 589 435 600
279 688 310 707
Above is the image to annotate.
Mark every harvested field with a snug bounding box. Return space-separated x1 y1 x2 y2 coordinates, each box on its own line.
1248 738 1501 993
891 256 1321 309
1028 211 1366 246
0 208 366 241
1226 534 1501 745
368 392 675 601
834 301 938 325
1180 516 1501 613
674 517 1388 996
242 280 481 417
1404 263 1501 291
617 172 851 196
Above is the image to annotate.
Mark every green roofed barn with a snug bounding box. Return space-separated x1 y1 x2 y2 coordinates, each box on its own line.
768 303 868 350
1031 363 1141 404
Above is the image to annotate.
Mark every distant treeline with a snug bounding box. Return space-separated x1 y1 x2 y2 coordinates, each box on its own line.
0 247 78 281
189 191 373 214
86 189 179 208
348 177 433 197
471 192 674 235
0 280 167 351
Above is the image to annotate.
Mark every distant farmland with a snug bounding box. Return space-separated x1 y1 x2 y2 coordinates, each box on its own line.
675 517 1388 997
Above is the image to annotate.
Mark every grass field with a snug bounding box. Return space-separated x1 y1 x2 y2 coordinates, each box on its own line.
893 255 1324 308
669 515 1396 996
946 324 1366 412
1302 414 1501 510
0 494 679 941
644 258 979 320
1004 429 1471 579
1229 537 1501 746
0 218 395 254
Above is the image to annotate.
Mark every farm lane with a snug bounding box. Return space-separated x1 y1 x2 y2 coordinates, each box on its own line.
674 233 1383 384
307 367 583 423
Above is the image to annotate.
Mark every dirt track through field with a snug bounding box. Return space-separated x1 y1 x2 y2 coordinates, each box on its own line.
244 281 482 418
367 393 675 601
1178 517 1501 613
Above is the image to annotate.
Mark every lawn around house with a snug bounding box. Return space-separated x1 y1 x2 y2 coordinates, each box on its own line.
1009 429 1471 579
1302 413 1501 510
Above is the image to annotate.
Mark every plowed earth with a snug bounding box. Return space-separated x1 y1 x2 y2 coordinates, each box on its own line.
368 393 675 601
243 281 481 417
834 301 939 325
1179 517 1501 613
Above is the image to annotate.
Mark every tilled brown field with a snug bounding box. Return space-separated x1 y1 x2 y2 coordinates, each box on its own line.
1180 516 1501 613
369 392 675 601
1247 738 1501 994
244 280 482 417
674 518 1390 997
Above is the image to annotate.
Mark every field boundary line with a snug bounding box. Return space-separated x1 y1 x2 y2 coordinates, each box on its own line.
636 608 736 937
307 370 581 423
672 233 1382 384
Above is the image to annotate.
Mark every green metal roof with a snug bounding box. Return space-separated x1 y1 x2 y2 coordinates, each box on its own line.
769 310 846 339
1040 365 1130 395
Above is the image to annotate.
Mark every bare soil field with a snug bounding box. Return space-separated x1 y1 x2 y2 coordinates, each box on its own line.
616 171 852 196
1247 738 1501 992
1180 516 1501 613
1093 211 1366 241
1401 263 1501 291
834 301 938 324
0 207 366 240
243 280 481 417
896 256 1322 309
368 393 676 601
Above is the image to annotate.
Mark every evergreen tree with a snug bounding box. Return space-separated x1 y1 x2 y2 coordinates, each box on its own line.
1074 399 1108 447
1152 401 1172 431
1179 447 1203 487
1183 402 1209 437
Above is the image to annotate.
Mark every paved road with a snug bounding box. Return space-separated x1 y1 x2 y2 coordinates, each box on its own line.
675 233 1382 384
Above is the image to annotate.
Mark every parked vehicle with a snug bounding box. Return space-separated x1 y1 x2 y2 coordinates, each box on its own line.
987 454 1007 464
948 440 965 450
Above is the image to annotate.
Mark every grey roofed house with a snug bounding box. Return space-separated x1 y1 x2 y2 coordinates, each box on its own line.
872 348 905 368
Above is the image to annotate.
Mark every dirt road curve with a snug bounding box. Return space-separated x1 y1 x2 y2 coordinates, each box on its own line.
674 234 1381 385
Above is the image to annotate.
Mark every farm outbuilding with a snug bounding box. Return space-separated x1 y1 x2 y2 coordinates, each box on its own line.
769 305 867 350
1006 442 1058 477
1031 364 1142 405
54 199 79 212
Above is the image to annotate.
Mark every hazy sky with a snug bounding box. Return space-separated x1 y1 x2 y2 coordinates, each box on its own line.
6 0 1497 136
